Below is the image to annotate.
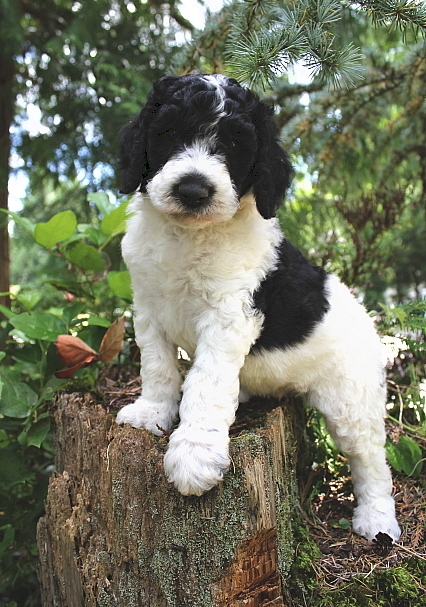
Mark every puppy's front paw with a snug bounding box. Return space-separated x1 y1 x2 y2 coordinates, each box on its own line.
353 497 401 542
116 397 177 436
163 425 230 496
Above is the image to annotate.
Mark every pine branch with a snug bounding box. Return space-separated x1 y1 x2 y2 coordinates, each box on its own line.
177 0 425 90
354 0 426 36
224 0 364 89
226 22 307 88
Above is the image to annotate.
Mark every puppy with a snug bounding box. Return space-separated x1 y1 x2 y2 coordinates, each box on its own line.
116 73 400 542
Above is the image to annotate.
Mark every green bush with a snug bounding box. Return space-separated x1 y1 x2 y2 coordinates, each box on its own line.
0 193 132 606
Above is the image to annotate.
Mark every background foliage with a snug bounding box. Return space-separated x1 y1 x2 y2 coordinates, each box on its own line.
1 1 425 605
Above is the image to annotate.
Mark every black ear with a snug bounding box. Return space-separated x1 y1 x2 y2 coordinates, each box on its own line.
251 103 294 219
118 76 182 195
119 110 149 195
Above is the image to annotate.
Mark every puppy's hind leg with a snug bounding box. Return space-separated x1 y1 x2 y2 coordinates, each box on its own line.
309 378 401 542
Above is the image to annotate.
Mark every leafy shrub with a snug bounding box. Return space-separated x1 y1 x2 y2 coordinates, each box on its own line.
0 193 131 606
380 299 426 478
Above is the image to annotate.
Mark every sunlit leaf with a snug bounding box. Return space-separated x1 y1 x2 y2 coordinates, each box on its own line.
100 201 129 236
34 210 77 249
0 209 35 234
107 270 132 301
87 192 114 216
9 312 67 342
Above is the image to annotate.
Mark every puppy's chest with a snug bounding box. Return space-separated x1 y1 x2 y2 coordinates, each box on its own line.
145 232 267 350
149 237 252 304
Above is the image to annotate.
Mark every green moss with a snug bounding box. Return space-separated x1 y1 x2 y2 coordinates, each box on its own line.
234 430 265 457
97 588 118 607
145 467 250 607
285 516 322 603
310 563 426 607
274 419 300 578
118 571 140 607
367 563 425 607
58 378 98 395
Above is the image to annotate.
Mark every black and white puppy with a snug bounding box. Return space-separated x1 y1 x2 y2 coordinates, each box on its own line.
117 73 400 542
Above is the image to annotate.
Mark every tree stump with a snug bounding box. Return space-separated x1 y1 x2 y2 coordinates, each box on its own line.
37 393 304 607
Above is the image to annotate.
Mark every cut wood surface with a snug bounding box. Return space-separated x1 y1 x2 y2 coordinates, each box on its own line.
38 393 302 607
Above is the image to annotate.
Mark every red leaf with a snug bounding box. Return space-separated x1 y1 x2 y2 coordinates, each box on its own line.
55 334 98 367
98 316 125 363
54 356 98 378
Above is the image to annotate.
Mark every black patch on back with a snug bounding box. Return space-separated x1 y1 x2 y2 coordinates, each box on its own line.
251 239 330 352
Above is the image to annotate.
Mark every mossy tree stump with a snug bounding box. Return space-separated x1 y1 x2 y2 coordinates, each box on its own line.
37 393 305 606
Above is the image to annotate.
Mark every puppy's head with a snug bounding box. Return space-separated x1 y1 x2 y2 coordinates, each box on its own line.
119 74 293 226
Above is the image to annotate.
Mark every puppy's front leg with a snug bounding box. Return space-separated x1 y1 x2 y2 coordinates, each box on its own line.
116 314 181 435
164 308 258 495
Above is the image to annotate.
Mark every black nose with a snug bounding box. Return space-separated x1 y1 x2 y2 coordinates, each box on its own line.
173 175 214 208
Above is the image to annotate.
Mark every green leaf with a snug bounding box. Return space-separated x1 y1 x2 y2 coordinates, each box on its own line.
34 210 77 249
77 224 108 245
15 292 41 311
100 201 129 236
107 271 132 301
0 374 38 418
87 192 114 216
65 243 106 272
0 429 10 449
9 311 67 341
85 316 111 328
391 306 408 326
18 417 51 449
49 279 88 298
0 304 15 319
38 377 65 403
386 436 423 477
61 302 86 328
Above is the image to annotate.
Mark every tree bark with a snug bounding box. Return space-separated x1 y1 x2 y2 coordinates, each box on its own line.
0 49 14 312
37 393 304 607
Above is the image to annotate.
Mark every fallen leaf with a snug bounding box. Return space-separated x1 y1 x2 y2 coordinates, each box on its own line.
98 316 125 363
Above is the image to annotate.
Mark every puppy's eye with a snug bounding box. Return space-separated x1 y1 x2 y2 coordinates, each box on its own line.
231 140 238 148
